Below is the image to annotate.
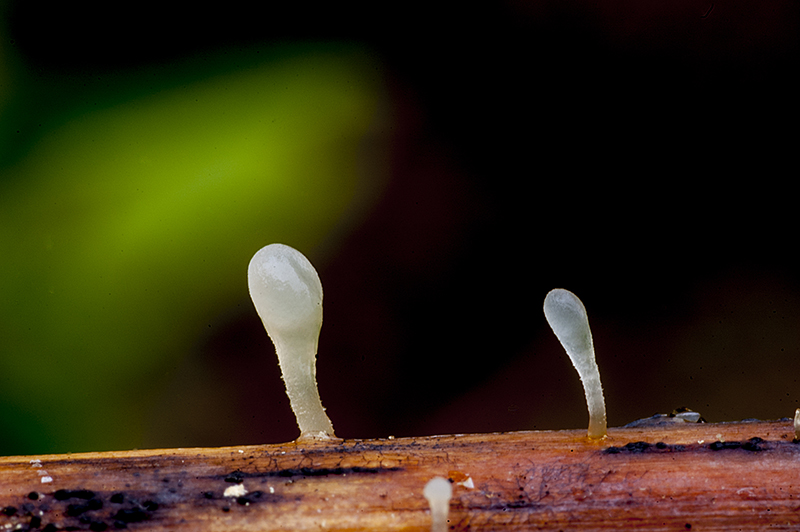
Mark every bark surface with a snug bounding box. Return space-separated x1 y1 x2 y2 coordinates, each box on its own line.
1 420 798 531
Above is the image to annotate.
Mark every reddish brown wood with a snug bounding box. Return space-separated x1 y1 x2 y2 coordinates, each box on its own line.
1 420 798 531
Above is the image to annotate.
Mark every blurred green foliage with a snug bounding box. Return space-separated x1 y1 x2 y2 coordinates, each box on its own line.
0 42 385 455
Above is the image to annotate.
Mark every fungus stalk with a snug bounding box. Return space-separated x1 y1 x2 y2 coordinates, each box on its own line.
248 243 335 439
543 288 607 439
423 477 452 532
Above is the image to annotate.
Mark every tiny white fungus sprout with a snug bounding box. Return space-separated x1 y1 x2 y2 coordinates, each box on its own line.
223 484 248 498
543 288 607 439
794 408 800 441
248 243 335 439
423 477 452 532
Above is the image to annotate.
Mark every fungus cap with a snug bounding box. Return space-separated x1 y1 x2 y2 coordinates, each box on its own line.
248 243 323 336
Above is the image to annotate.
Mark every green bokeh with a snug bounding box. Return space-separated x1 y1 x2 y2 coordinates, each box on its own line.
0 43 385 455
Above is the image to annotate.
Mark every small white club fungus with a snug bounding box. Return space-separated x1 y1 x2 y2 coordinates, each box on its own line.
794 409 800 441
423 477 453 532
543 288 607 439
248 243 334 439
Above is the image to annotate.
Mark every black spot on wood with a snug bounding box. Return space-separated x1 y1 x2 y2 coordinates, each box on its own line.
224 471 245 483
274 466 401 478
504 499 530 509
67 503 89 516
2 506 16 516
709 441 741 451
54 489 96 501
113 508 148 523
604 441 650 454
142 501 158 512
606 437 773 455
604 441 687 454
235 491 264 506
217 465 400 482
66 497 103 516
743 437 764 451
709 437 764 452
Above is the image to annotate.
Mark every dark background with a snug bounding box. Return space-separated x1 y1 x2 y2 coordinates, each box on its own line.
3 0 799 450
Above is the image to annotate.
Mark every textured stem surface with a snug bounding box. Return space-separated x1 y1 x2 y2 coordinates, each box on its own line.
276 337 335 438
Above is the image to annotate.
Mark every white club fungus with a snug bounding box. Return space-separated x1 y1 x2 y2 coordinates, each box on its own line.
248 243 334 439
543 288 607 439
423 477 453 532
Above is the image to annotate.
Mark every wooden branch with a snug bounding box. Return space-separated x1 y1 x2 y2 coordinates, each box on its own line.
2 420 798 531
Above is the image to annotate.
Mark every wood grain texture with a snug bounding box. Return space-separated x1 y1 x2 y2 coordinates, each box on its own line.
1 420 799 531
